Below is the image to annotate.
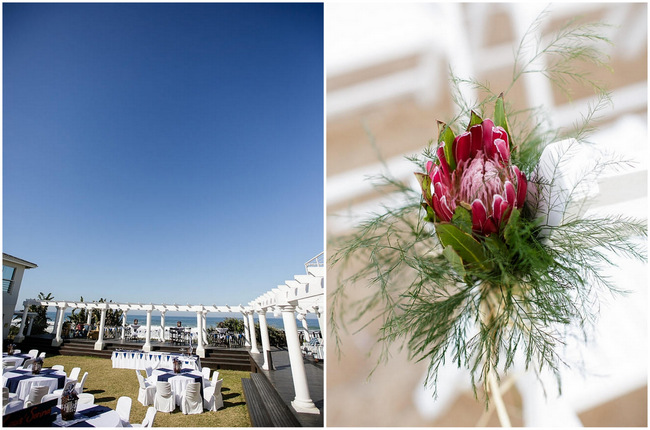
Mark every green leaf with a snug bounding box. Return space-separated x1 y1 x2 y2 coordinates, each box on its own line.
442 245 466 278
503 208 521 245
493 93 512 147
467 111 483 129
414 173 432 202
451 206 473 235
435 223 493 271
437 121 456 171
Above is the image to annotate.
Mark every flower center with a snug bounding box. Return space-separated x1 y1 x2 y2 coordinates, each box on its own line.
455 152 504 208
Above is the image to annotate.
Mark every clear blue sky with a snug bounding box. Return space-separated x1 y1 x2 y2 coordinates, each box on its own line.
3 3 323 309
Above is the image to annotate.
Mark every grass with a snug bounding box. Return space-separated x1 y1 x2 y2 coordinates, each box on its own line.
43 355 252 427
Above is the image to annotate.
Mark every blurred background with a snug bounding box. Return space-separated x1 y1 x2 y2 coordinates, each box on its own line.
326 3 647 427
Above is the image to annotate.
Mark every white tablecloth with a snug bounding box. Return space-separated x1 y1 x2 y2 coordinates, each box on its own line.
2 369 68 401
148 368 205 405
111 351 201 371
52 403 122 427
2 354 29 368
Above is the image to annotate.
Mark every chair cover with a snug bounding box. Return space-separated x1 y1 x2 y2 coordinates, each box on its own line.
154 381 175 413
136 371 156 406
144 366 153 378
181 382 203 415
24 385 50 407
77 393 94 404
21 358 35 370
68 367 81 383
27 349 39 359
201 367 211 381
2 386 18 403
51 365 65 373
38 352 46 359
3 400 24 415
41 393 61 405
76 372 89 394
132 406 157 427
203 379 224 411
116 396 132 426
211 371 220 387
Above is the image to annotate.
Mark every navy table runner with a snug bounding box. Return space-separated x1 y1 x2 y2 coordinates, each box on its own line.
4 369 65 393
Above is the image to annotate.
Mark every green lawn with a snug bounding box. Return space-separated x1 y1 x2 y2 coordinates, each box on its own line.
43 355 252 427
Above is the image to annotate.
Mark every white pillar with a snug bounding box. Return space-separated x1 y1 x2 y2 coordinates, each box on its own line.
94 307 107 350
314 306 324 335
242 313 251 347
160 311 166 341
248 312 260 354
26 315 35 336
196 311 205 358
202 312 208 345
15 304 29 343
121 310 128 341
258 308 272 370
143 309 153 352
86 310 92 326
280 304 319 414
53 306 67 347
298 313 309 338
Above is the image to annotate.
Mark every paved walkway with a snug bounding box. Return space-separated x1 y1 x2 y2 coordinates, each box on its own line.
250 348 324 427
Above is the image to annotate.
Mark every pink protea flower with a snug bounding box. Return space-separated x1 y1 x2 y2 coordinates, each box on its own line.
421 117 527 236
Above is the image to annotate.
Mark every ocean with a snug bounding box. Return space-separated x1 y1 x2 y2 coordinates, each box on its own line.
45 311 321 331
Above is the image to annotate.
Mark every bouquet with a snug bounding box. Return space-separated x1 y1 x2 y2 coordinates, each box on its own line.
329 9 646 425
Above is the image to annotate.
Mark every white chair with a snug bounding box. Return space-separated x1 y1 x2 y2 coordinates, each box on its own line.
3 362 16 372
132 406 157 427
20 358 35 370
24 385 50 407
68 367 81 383
203 379 224 411
211 371 220 387
27 349 39 359
136 371 156 406
77 393 94 405
116 396 132 426
38 352 46 359
51 365 65 373
41 393 61 405
12 349 21 354
3 386 18 403
3 400 24 415
154 381 175 413
75 372 88 394
201 366 211 381
144 366 153 378
181 382 203 415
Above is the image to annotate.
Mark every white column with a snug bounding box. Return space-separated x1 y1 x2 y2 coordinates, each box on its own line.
26 315 35 336
202 312 208 344
314 306 324 335
94 307 107 350
121 310 128 341
242 313 251 347
258 308 272 370
143 309 153 352
15 304 29 343
86 310 92 326
160 311 166 341
280 304 319 414
248 312 260 354
196 310 205 358
53 306 67 347
298 313 309 338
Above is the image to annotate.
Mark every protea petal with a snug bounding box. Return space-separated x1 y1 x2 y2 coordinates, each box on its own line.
426 160 434 178
504 180 516 205
469 124 482 157
483 217 498 235
482 119 494 151
494 138 510 164
454 132 471 163
513 166 528 208
437 145 450 179
492 194 504 221
439 195 454 221
471 199 487 231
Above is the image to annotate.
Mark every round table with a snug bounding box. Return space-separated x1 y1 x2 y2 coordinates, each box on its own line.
148 368 205 405
51 402 122 427
2 353 30 368
2 369 67 401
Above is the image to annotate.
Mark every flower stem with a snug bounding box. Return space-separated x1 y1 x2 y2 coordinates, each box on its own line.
487 369 511 427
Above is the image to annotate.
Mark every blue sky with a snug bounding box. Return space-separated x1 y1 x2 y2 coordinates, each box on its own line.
3 3 323 310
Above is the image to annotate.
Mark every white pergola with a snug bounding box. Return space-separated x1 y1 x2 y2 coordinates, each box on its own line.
13 254 324 415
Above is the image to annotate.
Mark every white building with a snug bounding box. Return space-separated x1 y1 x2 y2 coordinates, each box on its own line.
2 253 38 339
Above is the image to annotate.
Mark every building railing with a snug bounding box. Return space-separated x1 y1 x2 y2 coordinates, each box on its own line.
304 252 324 273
